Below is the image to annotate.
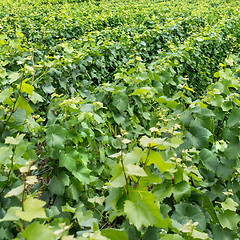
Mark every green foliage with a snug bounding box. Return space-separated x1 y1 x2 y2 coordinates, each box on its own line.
0 0 240 239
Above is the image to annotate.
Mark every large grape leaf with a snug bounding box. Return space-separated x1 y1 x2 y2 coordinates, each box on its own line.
219 210 240 230
187 120 213 148
48 175 65 196
16 197 46 222
146 150 172 173
124 189 170 230
199 148 219 172
0 146 12 164
46 124 67 149
72 165 91 185
101 228 128 240
227 108 240 127
172 203 206 231
22 222 55 240
112 93 129 112
173 181 191 202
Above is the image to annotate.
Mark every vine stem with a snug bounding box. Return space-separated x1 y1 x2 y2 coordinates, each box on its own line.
2 75 24 137
0 146 16 196
21 177 26 230
120 138 130 199
134 144 151 188
143 144 151 170
29 48 35 86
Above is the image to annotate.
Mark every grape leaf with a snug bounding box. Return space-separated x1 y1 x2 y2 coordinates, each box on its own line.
146 150 172 173
219 210 240 230
101 229 128 240
49 175 65 196
22 222 55 240
0 207 21 222
16 197 46 221
173 181 191 202
5 133 25 145
126 164 147 177
124 189 170 229
112 93 129 112
221 198 238 211
46 124 67 149
5 185 24 198
172 203 206 231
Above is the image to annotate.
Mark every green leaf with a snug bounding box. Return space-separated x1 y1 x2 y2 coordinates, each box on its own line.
153 181 173 202
22 222 55 240
108 164 125 188
5 185 24 198
30 91 43 104
126 164 147 177
227 108 240 127
123 147 142 166
0 88 11 102
72 165 91 185
172 203 206 231
101 229 128 240
221 198 239 212
0 207 21 222
160 234 184 240
75 210 97 228
219 68 232 80
46 124 67 149
209 94 223 107
139 136 165 147
199 148 219 172
0 146 12 164
49 175 65 196
16 197 46 221
5 133 25 145
124 189 170 230
188 125 212 148
191 229 209 239
8 72 20 83
26 116 41 133
12 108 26 124
170 137 184 148
212 225 236 239
146 150 172 173
173 181 191 202
219 210 240 230
60 150 79 172
112 93 129 112
9 39 21 48
222 101 233 111
203 195 219 224
16 96 33 116
45 206 60 218
0 226 14 239
113 113 126 125
139 168 162 187
132 88 150 96
155 97 178 109
142 227 159 240
18 81 34 95
215 140 228 152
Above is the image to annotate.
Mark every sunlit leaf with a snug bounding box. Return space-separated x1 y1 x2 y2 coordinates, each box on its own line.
5 133 25 145
5 185 24 198
126 164 147 177
146 150 172 173
124 189 170 229
16 197 46 221
22 222 55 240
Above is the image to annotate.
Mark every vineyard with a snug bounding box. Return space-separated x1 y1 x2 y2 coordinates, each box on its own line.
0 0 240 239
